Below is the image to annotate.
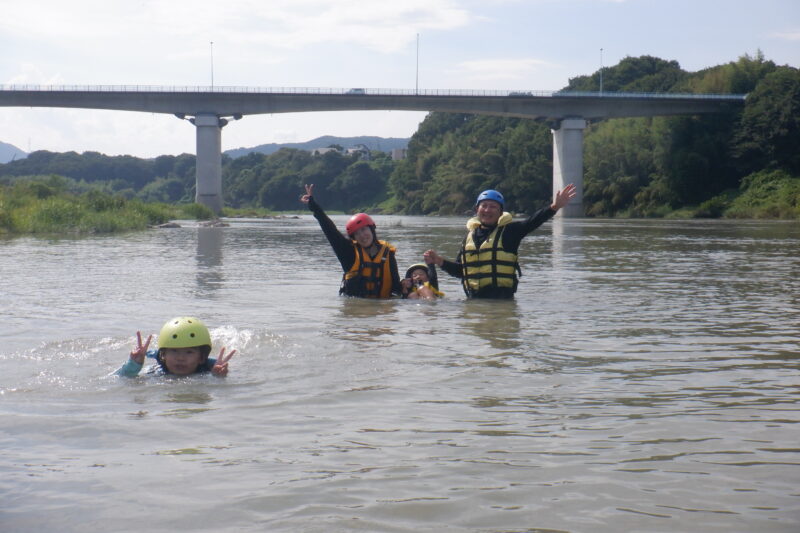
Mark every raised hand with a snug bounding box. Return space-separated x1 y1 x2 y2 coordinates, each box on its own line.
130 331 152 365
299 183 315 204
424 249 444 267
211 347 236 377
552 183 577 210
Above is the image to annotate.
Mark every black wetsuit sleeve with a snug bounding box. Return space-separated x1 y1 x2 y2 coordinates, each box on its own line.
308 196 356 272
501 205 557 254
389 251 403 296
440 257 464 279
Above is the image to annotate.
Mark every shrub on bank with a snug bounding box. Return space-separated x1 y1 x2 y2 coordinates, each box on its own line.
725 169 800 219
178 202 216 220
693 190 738 218
0 181 212 235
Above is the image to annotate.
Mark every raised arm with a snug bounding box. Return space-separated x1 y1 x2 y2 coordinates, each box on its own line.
114 331 152 377
299 183 314 204
424 249 463 279
551 183 577 211
299 183 356 271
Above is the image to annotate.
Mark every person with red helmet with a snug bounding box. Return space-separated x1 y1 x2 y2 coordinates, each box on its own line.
425 184 576 299
300 183 402 298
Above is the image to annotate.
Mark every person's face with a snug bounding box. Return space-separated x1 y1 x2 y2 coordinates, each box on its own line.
476 200 502 226
161 347 204 376
353 226 374 247
410 268 429 284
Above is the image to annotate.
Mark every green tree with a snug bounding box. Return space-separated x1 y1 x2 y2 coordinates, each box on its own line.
566 55 687 93
734 66 800 175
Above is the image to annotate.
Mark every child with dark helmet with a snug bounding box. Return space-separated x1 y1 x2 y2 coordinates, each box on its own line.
402 263 444 300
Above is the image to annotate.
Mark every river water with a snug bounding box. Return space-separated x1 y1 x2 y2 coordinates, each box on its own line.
1 215 798 532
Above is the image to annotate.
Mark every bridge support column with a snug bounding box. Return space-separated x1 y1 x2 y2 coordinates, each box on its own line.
191 113 227 214
551 118 586 217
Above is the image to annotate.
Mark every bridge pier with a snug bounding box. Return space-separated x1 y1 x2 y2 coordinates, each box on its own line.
551 118 586 218
190 113 227 214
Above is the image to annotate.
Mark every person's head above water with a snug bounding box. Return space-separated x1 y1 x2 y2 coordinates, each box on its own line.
156 316 213 376
405 263 431 284
474 189 505 227
345 212 377 248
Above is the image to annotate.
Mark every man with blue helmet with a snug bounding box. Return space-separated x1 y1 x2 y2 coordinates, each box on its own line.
425 184 576 299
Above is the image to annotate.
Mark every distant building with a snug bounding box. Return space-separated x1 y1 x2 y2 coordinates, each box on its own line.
346 144 371 160
311 147 342 156
391 148 407 161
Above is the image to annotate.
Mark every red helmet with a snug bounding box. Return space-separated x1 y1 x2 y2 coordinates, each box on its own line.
345 213 375 236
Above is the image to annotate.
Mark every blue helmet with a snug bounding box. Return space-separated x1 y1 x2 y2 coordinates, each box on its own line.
475 189 504 208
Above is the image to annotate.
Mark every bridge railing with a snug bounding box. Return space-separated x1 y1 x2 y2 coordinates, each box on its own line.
552 90 746 100
0 84 747 100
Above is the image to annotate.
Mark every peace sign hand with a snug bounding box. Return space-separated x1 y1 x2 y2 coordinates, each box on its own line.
130 331 152 365
211 347 236 377
299 183 315 204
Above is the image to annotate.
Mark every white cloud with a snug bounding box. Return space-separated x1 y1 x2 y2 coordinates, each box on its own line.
1 0 472 54
450 58 552 82
1 0 475 88
5 63 65 85
771 30 800 41
2 0 798 157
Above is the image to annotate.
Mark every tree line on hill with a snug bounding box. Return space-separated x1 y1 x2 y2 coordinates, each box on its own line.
387 53 799 218
1 52 798 218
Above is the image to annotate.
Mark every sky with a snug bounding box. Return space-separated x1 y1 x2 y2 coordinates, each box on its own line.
1 0 798 158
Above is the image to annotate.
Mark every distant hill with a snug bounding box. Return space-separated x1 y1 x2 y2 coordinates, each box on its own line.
225 135 409 159
0 141 27 164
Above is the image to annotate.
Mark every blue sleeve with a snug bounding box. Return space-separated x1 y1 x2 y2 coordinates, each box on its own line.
115 358 144 377
114 348 158 377
200 358 218 373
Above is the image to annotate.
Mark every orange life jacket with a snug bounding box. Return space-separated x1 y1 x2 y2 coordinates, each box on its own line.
341 240 396 298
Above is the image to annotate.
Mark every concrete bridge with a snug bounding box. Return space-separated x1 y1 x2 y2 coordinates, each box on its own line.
0 85 746 216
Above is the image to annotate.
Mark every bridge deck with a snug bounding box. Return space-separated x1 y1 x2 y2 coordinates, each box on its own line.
0 85 746 121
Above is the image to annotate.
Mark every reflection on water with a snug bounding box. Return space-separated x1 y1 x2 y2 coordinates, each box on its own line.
165 391 213 404
195 226 224 296
330 297 400 345
458 298 521 354
1 217 799 532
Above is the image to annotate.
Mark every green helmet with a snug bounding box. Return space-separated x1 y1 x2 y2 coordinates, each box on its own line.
158 317 211 349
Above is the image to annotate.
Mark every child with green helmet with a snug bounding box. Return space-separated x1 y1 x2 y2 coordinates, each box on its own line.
115 317 235 377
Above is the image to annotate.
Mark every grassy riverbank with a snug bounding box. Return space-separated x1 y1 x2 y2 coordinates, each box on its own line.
697 170 800 219
3 171 798 237
0 177 215 236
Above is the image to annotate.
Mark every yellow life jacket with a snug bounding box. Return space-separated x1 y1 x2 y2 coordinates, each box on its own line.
341 239 396 298
410 281 445 298
460 213 519 295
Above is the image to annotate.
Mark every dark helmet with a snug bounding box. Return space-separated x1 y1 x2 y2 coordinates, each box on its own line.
475 189 504 208
405 263 439 291
345 213 375 236
405 263 430 280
